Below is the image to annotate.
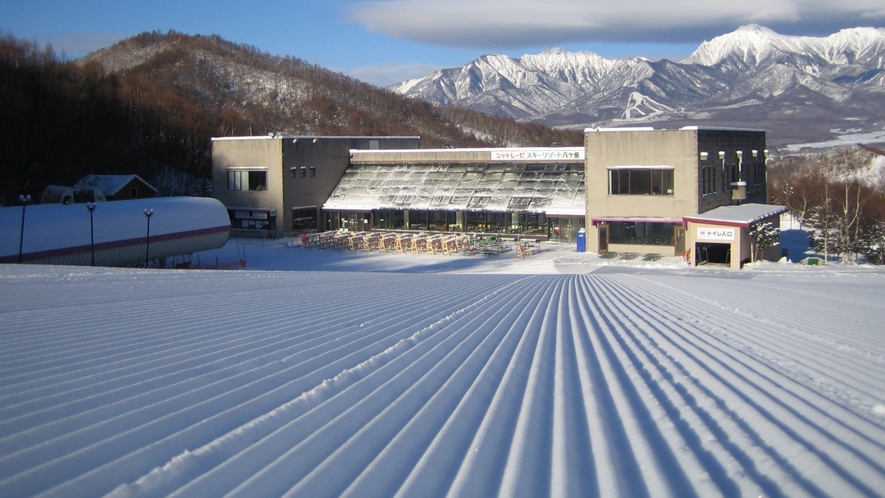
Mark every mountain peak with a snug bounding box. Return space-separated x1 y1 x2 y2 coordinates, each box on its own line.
387 25 885 149
682 24 785 67
539 47 566 56
735 23 777 35
682 24 885 67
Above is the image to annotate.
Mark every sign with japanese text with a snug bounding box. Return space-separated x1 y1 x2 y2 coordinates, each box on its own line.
491 149 585 161
696 227 736 241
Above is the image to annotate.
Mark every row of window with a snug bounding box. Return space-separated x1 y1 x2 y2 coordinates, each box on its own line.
701 161 767 195
291 166 316 178
229 164 760 198
331 209 565 236
607 221 676 246
226 166 319 192
227 170 267 191
609 169 674 196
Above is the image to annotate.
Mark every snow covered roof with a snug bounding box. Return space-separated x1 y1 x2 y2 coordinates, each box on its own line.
684 203 787 227
324 160 585 214
74 174 158 196
211 135 421 141
585 126 767 133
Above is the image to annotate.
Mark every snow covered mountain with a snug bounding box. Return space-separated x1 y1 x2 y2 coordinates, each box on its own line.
389 25 885 149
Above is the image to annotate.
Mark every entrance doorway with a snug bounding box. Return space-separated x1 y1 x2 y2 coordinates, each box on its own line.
598 224 609 253
695 242 731 266
674 227 685 256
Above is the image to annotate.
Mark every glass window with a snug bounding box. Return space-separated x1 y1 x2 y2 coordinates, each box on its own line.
227 170 267 191
608 222 674 245
608 169 673 195
249 171 267 190
227 171 243 191
291 208 316 231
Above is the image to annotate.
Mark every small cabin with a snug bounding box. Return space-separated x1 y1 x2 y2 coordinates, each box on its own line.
41 185 107 204
74 174 158 200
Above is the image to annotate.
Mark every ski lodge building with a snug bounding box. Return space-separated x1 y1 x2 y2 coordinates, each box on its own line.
212 127 784 267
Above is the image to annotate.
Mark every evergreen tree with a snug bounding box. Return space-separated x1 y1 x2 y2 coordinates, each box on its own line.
748 222 780 262
856 223 885 265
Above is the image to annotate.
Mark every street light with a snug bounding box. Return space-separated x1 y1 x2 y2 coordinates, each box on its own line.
144 208 154 267
86 203 97 266
18 194 31 264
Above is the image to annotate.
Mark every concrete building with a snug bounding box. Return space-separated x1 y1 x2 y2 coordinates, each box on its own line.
211 136 420 237
212 126 782 268
584 127 770 264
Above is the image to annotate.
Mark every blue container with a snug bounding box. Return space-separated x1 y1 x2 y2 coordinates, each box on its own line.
576 229 586 253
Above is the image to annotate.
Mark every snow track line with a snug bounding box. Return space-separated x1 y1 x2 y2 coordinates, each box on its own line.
596 274 885 496
588 275 819 496
0 279 524 496
625 274 885 426
386 278 563 497
277 277 548 497
0 279 502 439
578 276 702 497
2 267 885 497
151 276 541 498
0 275 497 411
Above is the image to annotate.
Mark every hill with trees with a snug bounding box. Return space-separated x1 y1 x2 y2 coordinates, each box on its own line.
0 31 582 206
768 146 885 263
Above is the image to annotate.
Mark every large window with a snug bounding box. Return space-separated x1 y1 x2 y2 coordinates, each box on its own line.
608 222 675 246
291 208 317 231
609 168 673 195
227 170 267 191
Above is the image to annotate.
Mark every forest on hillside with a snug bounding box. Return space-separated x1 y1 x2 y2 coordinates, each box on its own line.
768 146 885 263
0 32 583 206
0 36 214 205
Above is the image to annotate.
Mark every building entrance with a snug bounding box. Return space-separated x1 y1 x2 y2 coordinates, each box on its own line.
695 242 731 266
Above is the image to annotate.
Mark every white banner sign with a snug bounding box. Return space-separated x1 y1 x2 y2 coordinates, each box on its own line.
697 227 735 241
491 149 584 161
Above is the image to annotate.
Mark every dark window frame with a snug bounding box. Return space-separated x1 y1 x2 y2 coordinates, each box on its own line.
608 168 674 196
227 170 268 191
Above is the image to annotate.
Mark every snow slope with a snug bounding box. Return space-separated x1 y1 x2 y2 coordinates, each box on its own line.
2 243 885 497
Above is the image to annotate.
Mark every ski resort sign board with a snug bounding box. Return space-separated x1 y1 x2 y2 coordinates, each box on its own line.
491 149 585 161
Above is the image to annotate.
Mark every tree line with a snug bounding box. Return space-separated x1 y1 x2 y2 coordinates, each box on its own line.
768 146 885 264
1 31 582 206
0 34 229 205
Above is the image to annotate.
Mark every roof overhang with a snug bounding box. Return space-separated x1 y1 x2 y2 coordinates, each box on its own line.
321 204 374 213
683 204 787 228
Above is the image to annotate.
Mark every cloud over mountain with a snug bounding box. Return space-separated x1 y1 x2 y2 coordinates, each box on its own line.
349 0 885 48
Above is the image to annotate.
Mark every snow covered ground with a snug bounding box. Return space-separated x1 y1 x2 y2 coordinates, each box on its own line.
2 236 885 497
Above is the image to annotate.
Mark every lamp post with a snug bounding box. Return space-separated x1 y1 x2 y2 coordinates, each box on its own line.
86 203 96 266
18 194 31 264
144 208 154 267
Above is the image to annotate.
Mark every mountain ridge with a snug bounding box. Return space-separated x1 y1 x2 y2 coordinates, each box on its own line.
389 25 885 149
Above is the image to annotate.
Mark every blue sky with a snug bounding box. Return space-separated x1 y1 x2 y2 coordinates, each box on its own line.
3 0 883 87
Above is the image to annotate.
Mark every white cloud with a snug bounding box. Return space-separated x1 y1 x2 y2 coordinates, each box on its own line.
349 0 884 47
343 61 444 87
